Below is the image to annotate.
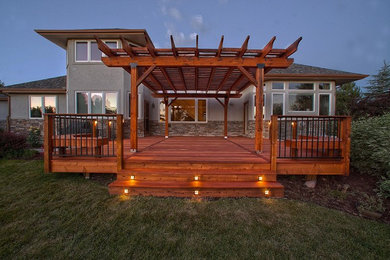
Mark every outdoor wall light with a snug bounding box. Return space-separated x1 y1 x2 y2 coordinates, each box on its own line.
264 190 270 195
94 120 98 125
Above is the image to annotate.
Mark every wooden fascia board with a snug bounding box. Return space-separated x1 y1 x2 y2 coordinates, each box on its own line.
152 93 242 98
1 89 66 94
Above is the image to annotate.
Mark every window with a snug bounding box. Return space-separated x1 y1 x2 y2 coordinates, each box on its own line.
76 92 118 114
289 82 314 90
198 100 207 122
288 93 314 112
159 100 165 121
319 94 331 115
171 99 196 121
30 96 57 118
75 40 118 62
167 99 206 122
253 94 266 118
272 93 284 115
272 82 284 90
319 83 331 90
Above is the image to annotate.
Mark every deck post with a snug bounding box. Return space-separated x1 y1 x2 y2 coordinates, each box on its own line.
224 97 229 138
130 63 138 152
342 117 352 176
164 97 169 138
255 64 265 153
44 114 53 173
116 114 124 171
270 115 278 171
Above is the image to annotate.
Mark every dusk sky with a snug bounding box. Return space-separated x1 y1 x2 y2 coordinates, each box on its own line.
1 0 389 87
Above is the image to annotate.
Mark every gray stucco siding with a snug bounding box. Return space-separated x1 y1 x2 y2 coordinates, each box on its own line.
0 100 9 120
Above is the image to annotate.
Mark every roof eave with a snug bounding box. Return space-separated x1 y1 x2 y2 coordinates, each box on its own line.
0 88 66 94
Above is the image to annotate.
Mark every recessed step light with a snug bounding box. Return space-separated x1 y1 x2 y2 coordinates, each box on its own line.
258 176 263 181
194 176 199 181
124 189 129 194
194 190 199 195
130 175 135 180
264 190 270 195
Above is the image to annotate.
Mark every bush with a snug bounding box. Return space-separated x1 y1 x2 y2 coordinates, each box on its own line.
27 127 42 148
0 131 27 158
351 113 390 197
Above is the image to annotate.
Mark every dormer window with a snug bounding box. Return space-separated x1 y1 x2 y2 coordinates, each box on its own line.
75 40 118 62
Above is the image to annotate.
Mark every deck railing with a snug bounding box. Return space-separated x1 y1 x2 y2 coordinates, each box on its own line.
269 115 351 162
44 114 124 172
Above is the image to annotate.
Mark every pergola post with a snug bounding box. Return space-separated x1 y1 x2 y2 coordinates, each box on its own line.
164 97 169 138
224 97 229 139
130 63 138 152
255 64 265 153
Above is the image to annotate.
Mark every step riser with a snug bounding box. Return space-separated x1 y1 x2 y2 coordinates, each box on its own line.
124 163 270 171
117 174 277 182
109 187 284 198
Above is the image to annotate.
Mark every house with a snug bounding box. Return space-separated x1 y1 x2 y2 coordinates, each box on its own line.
0 29 367 198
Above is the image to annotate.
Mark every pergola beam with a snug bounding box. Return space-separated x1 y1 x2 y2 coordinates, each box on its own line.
281 37 303 58
216 67 234 93
152 93 242 98
102 56 294 68
237 66 258 86
160 68 177 92
260 36 276 58
206 68 216 91
95 36 115 57
149 73 166 94
120 37 135 58
136 65 156 86
238 36 250 58
217 36 224 57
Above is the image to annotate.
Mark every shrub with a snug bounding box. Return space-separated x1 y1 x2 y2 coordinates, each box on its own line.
351 113 390 179
378 179 390 199
0 131 27 158
27 127 42 148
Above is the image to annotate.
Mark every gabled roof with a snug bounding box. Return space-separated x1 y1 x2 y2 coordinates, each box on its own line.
0 76 66 94
266 63 367 85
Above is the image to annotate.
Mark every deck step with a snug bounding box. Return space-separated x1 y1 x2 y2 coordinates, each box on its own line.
123 161 270 170
117 168 277 182
109 180 284 198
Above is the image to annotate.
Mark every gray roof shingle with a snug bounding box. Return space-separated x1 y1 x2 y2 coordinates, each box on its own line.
268 63 363 75
2 76 66 90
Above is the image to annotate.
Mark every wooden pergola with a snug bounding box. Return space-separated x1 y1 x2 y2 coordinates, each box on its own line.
96 34 302 153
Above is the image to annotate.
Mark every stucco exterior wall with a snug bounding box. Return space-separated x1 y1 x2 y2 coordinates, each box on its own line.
0 100 8 120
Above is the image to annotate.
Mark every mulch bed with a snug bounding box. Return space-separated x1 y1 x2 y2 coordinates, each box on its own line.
279 172 390 224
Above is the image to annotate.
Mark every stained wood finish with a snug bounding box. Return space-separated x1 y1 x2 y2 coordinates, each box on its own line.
255 65 264 152
43 114 53 173
130 64 138 151
116 114 123 171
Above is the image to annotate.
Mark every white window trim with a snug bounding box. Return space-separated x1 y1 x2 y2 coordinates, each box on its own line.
271 93 285 116
75 91 118 114
319 93 332 116
164 98 208 124
29 95 57 119
287 93 316 113
75 40 118 63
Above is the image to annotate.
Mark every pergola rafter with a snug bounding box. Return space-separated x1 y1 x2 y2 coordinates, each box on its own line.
96 34 302 152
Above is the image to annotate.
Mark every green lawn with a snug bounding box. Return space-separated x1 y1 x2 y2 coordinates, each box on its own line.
0 160 389 259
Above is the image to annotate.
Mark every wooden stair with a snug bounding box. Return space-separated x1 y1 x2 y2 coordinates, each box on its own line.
109 162 284 198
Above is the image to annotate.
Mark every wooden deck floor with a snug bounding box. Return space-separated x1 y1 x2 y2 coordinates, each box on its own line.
124 136 270 164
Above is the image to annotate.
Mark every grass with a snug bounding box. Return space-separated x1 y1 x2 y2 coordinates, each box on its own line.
0 160 389 259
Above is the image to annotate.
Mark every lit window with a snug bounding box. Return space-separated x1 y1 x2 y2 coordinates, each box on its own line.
30 96 57 118
288 94 314 112
105 93 118 114
197 99 206 122
289 83 314 90
91 93 103 114
171 99 195 121
159 100 165 122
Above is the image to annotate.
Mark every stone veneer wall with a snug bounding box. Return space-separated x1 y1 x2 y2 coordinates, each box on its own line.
242 120 270 139
150 120 245 137
123 119 145 138
9 119 44 136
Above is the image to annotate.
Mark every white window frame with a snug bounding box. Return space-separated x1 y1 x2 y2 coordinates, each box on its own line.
29 95 57 119
318 82 332 91
75 40 118 62
165 98 208 123
319 93 332 116
271 93 285 116
75 91 118 114
287 93 315 113
271 82 285 90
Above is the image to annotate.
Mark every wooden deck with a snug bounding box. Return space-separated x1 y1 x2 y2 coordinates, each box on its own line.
48 136 348 198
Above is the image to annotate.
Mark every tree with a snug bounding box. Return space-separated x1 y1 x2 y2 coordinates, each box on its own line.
335 82 362 116
366 61 390 98
0 80 4 88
